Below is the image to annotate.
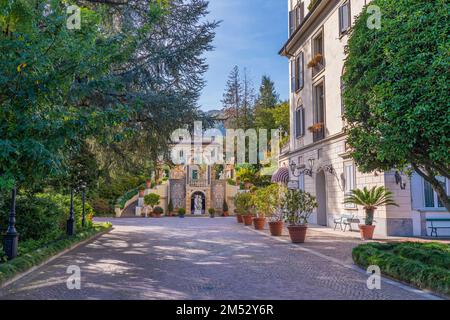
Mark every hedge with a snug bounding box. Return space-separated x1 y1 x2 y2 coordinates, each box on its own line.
352 242 450 296
0 222 112 287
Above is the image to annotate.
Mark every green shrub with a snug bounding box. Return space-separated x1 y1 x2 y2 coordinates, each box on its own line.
91 197 113 216
0 193 94 243
144 193 160 209
178 208 186 215
153 206 164 215
353 242 450 296
168 200 174 213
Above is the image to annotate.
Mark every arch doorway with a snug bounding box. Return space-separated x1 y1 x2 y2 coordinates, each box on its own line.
191 191 206 215
315 171 328 226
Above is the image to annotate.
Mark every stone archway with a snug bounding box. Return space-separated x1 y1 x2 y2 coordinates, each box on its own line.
191 191 206 215
315 170 327 226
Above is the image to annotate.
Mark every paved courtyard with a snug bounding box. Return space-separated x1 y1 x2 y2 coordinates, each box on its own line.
0 217 438 300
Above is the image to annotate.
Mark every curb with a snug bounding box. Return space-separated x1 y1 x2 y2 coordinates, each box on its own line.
0 227 113 290
242 224 443 300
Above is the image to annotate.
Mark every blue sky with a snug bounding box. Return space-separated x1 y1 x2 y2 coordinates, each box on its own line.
199 0 289 111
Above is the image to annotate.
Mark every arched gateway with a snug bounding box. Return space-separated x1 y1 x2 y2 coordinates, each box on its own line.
191 191 206 215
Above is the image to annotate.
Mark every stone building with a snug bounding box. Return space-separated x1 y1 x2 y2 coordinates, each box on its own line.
278 0 449 236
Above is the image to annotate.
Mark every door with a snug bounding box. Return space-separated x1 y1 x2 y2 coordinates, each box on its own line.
315 171 327 226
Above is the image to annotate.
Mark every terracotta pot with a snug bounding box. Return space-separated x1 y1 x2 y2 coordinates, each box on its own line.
359 225 376 240
139 190 145 197
253 217 266 230
145 179 151 189
154 213 162 218
223 211 229 217
287 225 308 243
236 214 243 223
243 215 253 226
269 221 283 236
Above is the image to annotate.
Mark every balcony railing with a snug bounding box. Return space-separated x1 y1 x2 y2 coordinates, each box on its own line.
189 180 209 187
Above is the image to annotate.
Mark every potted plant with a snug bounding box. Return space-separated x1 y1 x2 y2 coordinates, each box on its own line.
307 53 323 68
139 188 145 198
145 179 151 189
208 208 216 218
222 200 229 217
255 184 283 235
307 122 324 133
235 192 255 226
244 178 252 190
153 206 164 218
344 186 398 240
233 197 243 223
178 208 186 218
283 189 318 243
253 185 276 230
168 199 174 216
144 193 160 218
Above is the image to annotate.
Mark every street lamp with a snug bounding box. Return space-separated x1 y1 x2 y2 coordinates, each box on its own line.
81 183 87 228
67 189 75 236
4 186 18 260
290 158 315 177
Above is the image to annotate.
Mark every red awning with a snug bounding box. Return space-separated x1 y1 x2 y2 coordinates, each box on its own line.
271 166 290 184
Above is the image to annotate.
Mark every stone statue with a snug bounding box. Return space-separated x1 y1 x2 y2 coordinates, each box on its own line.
194 195 203 214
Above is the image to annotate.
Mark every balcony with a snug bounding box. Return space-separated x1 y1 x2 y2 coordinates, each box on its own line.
189 180 209 187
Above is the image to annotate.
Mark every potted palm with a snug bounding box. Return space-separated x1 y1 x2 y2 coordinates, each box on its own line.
222 200 229 217
254 184 280 231
178 208 186 218
208 208 216 218
283 189 318 243
344 186 398 240
144 193 160 218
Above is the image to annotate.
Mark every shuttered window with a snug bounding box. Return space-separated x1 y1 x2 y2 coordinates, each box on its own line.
339 1 351 35
295 107 305 138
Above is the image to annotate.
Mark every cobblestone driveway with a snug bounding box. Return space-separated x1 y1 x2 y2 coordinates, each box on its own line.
0 218 437 300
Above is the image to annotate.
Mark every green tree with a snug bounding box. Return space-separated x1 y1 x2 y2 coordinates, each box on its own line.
254 75 279 130
342 0 450 210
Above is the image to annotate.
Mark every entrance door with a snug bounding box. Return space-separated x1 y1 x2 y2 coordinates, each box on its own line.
315 171 327 226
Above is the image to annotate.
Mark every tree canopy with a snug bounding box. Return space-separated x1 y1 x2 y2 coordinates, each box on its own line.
342 0 450 210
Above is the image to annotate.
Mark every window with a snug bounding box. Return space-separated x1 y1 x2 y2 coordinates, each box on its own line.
312 31 325 77
192 170 199 180
290 59 297 92
289 1 305 36
297 52 304 91
312 81 325 141
298 173 305 191
339 1 351 35
295 106 305 138
296 1 305 28
423 177 448 208
344 161 356 208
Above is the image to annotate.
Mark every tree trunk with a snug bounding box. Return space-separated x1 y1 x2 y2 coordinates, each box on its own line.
412 163 450 212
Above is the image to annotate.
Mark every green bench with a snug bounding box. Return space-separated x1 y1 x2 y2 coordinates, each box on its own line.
426 218 450 237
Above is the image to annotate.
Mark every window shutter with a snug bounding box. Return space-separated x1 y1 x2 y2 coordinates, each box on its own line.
300 107 305 136
298 52 304 90
295 56 300 91
291 60 296 92
289 10 295 36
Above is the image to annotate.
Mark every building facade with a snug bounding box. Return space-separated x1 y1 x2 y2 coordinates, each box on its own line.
279 0 449 236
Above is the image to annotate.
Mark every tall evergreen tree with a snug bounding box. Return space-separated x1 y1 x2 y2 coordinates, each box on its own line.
222 66 242 129
254 75 279 130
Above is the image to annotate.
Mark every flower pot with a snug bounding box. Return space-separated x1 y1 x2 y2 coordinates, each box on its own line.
236 214 243 223
139 190 145 197
223 211 229 217
253 217 266 230
359 225 376 240
210 214 215 218
269 221 283 236
145 179 151 189
154 213 162 218
243 215 253 226
179 215 185 219
287 225 308 243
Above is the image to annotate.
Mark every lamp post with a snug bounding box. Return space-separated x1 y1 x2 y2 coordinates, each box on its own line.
4 186 18 260
290 158 315 177
81 184 86 228
67 189 75 236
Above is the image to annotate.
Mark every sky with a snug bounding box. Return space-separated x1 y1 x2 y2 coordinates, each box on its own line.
199 0 289 111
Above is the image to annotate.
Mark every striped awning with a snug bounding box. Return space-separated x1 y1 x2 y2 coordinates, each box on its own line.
271 166 290 184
